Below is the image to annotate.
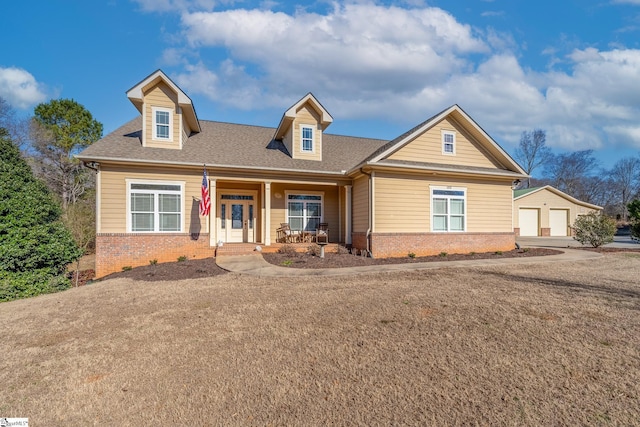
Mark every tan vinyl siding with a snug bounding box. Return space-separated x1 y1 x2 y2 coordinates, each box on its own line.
388 118 499 168
181 115 189 145
283 126 292 157
513 189 599 229
143 81 181 149
99 164 203 233
269 183 339 242
374 174 429 232
465 179 513 232
293 103 322 161
352 176 369 232
373 172 513 233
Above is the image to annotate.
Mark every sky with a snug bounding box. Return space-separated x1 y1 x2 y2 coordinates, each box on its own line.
2 0 640 173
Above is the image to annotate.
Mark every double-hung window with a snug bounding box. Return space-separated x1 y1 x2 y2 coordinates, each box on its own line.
129 182 183 232
287 194 322 231
153 107 173 141
431 187 466 232
442 130 455 155
301 125 314 152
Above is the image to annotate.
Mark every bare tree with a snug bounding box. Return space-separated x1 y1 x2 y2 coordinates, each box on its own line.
0 96 29 148
514 129 551 188
610 157 640 221
544 150 600 202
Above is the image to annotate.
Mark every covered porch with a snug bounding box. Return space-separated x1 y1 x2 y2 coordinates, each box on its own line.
206 176 353 248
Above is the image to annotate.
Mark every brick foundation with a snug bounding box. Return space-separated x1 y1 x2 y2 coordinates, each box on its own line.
513 228 520 237
95 233 215 278
540 228 551 237
352 232 516 258
351 232 368 253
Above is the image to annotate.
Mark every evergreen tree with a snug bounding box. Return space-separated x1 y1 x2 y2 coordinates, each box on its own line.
0 128 81 301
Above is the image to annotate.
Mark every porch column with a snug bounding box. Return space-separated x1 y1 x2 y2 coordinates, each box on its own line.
209 178 217 247
345 184 352 245
264 181 271 245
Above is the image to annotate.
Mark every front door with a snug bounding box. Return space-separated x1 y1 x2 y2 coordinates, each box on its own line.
219 193 256 243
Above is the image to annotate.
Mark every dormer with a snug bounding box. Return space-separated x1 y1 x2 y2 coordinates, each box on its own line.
126 70 200 149
273 93 333 161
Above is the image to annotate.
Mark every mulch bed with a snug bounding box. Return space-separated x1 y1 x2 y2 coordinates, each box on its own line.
77 246 640 283
262 247 562 269
99 258 227 282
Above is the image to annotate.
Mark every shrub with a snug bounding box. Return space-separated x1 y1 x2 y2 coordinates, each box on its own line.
628 200 640 240
122 266 132 271
336 245 350 255
573 212 616 247
277 244 298 256
439 252 447 257
307 244 321 256
495 251 503 255
149 259 158 265
177 255 188 262
408 252 416 259
0 131 80 301
0 269 71 302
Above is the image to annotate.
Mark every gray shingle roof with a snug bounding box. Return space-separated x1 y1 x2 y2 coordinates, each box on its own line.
77 118 388 174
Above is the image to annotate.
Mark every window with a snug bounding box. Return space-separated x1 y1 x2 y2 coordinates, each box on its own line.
287 194 322 231
301 125 314 152
152 107 173 141
442 130 455 155
431 187 466 232
129 182 183 232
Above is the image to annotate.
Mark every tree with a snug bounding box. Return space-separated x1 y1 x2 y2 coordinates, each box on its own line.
514 129 551 188
572 212 616 248
628 200 640 240
544 150 600 202
0 129 81 301
63 197 95 286
610 157 640 221
0 96 29 148
31 99 102 209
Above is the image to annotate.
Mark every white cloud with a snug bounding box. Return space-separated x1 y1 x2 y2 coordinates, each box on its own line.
611 0 640 4
132 0 217 13
158 2 640 153
180 3 488 100
0 66 48 109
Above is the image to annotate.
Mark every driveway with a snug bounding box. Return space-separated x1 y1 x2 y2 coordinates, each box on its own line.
517 234 639 249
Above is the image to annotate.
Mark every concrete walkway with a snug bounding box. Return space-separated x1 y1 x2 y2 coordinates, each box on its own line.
215 246 604 277
517 235 639 250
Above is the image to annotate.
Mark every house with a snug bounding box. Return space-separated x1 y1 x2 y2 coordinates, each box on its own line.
513 185 602 237
77 70 528 278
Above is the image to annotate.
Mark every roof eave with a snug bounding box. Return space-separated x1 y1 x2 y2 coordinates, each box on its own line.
514 185 603 210
350 161 528 179
76 154 349 177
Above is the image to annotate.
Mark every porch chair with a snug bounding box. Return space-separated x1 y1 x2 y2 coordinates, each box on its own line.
277 223 296 243
315 223 329 244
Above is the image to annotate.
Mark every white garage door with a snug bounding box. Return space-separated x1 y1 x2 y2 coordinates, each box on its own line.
519 208 539 236
549 209 569 236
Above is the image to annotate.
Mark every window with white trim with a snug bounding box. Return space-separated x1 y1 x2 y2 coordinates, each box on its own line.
287 194 322 231
129 182 183 232
442 130 455 155
431 187 466 232
153 107 173 141
301 125 314 152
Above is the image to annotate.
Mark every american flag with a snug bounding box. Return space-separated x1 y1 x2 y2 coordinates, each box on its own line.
199 168 211 216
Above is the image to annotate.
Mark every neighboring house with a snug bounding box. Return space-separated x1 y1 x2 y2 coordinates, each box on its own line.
78 70 528 277
513 185 602 237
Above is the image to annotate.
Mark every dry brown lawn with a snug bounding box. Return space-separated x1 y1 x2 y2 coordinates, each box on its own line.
2 253 639 426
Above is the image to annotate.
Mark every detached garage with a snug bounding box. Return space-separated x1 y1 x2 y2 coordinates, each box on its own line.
513 186 602 237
